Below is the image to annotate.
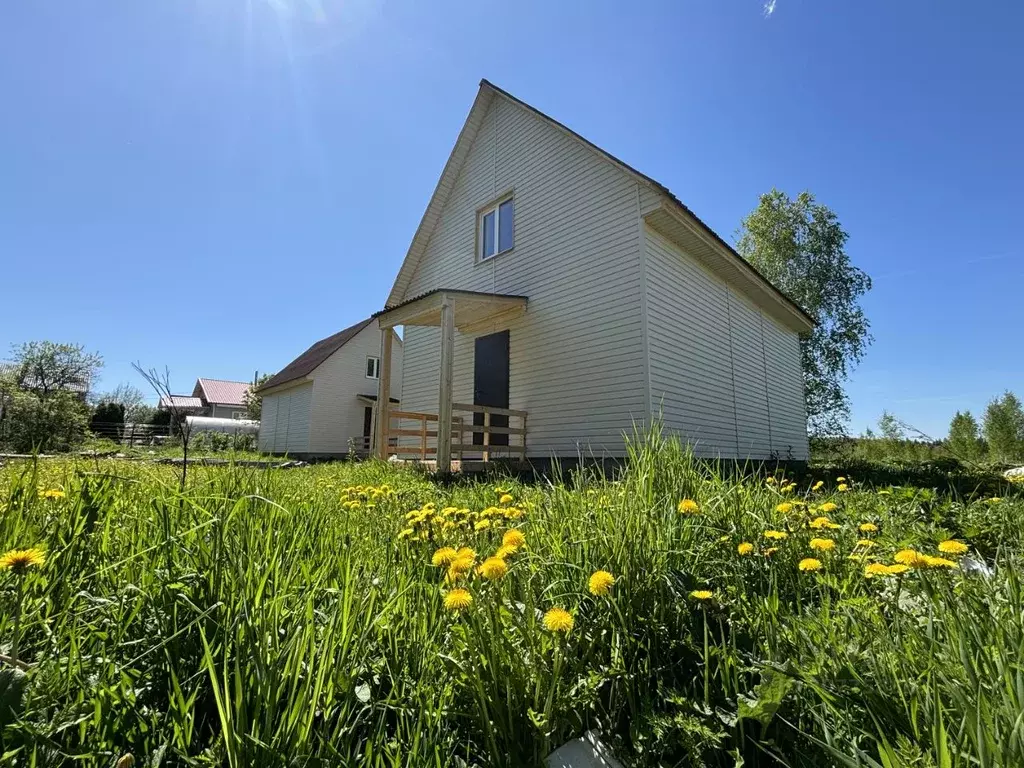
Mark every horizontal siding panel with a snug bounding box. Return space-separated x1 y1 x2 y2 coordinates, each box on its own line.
399 95 646 456
644 226 808 460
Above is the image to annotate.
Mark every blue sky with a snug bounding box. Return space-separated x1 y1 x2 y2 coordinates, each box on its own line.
2 0 1021 437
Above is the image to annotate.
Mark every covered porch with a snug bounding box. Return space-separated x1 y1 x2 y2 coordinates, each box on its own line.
373 289 529 472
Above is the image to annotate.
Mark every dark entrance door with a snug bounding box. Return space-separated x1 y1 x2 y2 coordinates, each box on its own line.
362 406 373 452
473 331 509 446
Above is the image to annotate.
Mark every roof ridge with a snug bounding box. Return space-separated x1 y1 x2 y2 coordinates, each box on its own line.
387 79 813 329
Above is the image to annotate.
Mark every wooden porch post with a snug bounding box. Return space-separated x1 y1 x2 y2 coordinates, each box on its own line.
374 327 393 459
436 293 455 473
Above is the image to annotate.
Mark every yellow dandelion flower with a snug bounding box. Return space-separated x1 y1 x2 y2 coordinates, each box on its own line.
0 548 46 572
859 522 878 533
984 497 1002 505
921 555 957 569
836 476 847 482
474 520 492 531
543 607 574 633
809 538 836 552
808 517 833 530
499 494 514 505
677 499 700 514
690 589 714 601
764 547 779 557
502 529 526 549
40 489 65 500
798 557 822 572
431 547 458 567
775 502 794 514
737 542 754 556
856 539 876 548
819 502 838 513
780 484 795 495
894 549 927 567
478 556 508 580
495 544 518 559
447 550 476 579
398 528 415 539
886 564 910 575
765 477 777 485
937 540 968 555
838 483 849 492
443 588 473 612
763 530 788 541
864 562 891 578
588 570 615 596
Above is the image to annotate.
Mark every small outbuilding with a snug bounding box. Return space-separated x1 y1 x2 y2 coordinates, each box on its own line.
257 318 403 458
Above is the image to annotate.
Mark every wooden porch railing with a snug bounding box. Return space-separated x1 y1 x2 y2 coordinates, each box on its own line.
452 403 527 460
385 410 464 460
382 405 527 462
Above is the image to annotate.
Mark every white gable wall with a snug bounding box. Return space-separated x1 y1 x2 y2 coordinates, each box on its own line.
400 94 648 457
308 326 403 454
644 227 808 461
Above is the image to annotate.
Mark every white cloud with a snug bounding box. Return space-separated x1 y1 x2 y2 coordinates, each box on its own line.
764 0 777 17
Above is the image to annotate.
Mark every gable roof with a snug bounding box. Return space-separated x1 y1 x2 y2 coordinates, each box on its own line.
193 378 250 407
258 317 378 393
385 79 814 331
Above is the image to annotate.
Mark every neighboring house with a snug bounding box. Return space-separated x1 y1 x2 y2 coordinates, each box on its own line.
372 80 814 469
256 318 403 457
192 378 250 419
158 379 250 419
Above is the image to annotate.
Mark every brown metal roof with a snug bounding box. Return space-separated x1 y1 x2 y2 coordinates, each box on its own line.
259 318 375 392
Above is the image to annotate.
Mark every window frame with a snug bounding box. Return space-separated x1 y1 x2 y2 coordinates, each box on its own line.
477 193 515 262
365 356 380 380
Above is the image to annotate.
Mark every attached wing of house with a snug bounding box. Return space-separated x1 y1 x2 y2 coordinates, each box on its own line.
257 318 403 457
374 79 814 468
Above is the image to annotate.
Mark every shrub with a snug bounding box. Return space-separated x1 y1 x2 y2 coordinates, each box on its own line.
89 401 125 441
0 390 89 453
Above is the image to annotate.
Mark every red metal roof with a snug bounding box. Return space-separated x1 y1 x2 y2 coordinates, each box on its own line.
193 378 250 406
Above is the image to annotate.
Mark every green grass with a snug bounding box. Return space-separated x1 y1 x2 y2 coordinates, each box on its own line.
1 433 1022 767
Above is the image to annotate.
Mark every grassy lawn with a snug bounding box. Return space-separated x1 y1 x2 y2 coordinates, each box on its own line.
1 436 1022 766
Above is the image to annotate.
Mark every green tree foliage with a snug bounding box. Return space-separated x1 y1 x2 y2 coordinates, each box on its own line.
983 391 1024 462
0 341 100 452
243 373 272 421
7 341 102 399
876 410 905 461
90 401 126 441
947 410 984 462
96 383 149 423
737 190 872 436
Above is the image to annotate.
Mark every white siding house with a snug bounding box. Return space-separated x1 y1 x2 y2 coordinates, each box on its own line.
258 319 403 457
372 80 814 467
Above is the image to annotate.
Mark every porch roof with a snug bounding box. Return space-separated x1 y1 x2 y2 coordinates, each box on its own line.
373 289 527 331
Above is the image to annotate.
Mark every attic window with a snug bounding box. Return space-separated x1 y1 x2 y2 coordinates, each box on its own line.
366 356 380 379
479 196 514 261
